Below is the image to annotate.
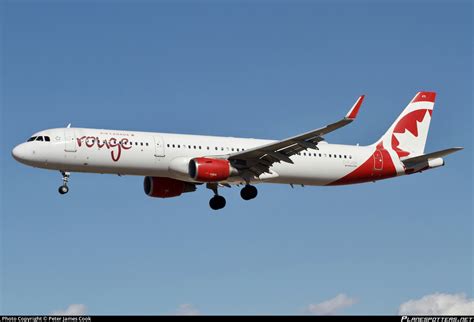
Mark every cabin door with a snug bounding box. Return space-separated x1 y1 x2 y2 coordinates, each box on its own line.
64 129 77 152
154 136 165 157
373 149 383 171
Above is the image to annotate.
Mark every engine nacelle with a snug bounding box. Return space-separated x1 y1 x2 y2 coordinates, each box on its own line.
189 157 237 182
143 176 196 198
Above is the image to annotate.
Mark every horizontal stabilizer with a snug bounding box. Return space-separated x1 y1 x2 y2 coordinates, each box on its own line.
401 147 463 167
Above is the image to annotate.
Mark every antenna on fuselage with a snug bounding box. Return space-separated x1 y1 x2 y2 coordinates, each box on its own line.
66 123 71 128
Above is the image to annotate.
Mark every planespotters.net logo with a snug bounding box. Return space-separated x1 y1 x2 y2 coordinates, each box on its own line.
402 316 474 322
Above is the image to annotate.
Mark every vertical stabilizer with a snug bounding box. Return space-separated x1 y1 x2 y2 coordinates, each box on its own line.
377 92 435 159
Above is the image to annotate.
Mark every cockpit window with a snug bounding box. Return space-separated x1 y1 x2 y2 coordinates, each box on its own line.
27 136 51 142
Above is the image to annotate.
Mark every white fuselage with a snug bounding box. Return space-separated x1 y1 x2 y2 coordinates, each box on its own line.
12 127 406 186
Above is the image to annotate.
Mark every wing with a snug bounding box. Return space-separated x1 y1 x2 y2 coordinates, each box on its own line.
228 95 365 178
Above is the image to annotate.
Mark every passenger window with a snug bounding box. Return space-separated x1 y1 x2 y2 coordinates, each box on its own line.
349 156 352 159
319 153 322 157
207 147 209 150
146 143 149 146
199 146 202 149
329 154 332 157
177 144 180 148
339 155 342 158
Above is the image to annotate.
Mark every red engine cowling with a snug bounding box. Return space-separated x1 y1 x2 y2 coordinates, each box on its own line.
189 157 235 182
143 176 196 198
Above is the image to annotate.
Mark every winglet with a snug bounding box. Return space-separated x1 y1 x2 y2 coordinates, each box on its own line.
345 95 365 120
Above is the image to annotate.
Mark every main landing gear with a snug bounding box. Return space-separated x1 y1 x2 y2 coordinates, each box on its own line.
209 195 226 210
206 183 258 210
240 184 258 201
207 183 226 210
58 171 70 195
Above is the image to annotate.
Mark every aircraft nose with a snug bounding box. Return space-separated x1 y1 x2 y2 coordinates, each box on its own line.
12 143 28 162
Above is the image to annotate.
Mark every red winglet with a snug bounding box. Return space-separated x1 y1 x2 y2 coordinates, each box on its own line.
345 95 365 120
412 91 436 103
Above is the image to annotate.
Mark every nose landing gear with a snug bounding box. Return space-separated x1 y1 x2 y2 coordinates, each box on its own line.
58 171 70 195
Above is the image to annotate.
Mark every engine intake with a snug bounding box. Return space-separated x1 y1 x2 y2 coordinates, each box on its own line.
144 176 196 198
189 157 237 182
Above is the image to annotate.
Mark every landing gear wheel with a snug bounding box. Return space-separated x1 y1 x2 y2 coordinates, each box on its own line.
209 195 226 210
240 185 258 200
58 185 69 194
58 171 71 195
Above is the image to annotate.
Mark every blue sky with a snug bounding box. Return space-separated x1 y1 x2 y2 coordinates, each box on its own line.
1 0 472 315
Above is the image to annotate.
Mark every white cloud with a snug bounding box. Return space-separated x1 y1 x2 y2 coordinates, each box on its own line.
174 303 200 315
399 293 474 315
305 294 356 315
51 304 87 316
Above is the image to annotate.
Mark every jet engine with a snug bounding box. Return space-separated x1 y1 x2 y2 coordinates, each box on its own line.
143 176 196 198
188 157 237 182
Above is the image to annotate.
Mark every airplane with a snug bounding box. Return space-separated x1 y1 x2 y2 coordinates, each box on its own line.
12 91 462 210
